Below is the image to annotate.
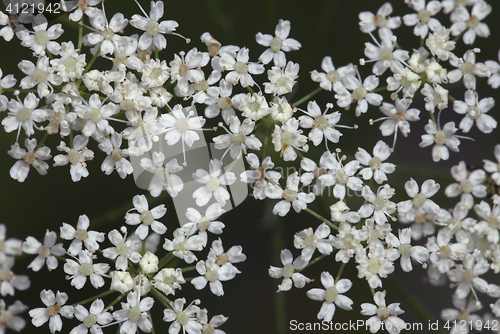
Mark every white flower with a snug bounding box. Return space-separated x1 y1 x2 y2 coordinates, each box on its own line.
3 92 47 140
269 96 294 123
403 0 442 39
450 1 491 44
83 11 129 56
427 228 467 274
240 154 282 200
264 61 299 96
361 291 405 334
29 290 74 334
130 0 180 51
269 249 311 292
306 272 353 322
232 92 270 121
113 291 154 334
448 254 489 299
311 58 355 92
355 140 395 184
0 256 30 296
272 173 315 216
192 159 236 207
197 309 227 334
219 47 264 87
213 116 261 160
140 152 184 198
110 271 134 294
19 56 62 98
358 2 401 33
397 178 440 221
294 223 335 264
182 203 225 235
17 14 63 56
363 29 408 76
125 194 167 240
60 214 104 256
386 228 429 272
70 299 112 334
163 298 201 334
448 50 490 90
441 296 483 334
163 228 207 264
50 42 86 82
64 250 109 290
256 19 301 67
444 161 487 209
99 132 133 179
169 49 209 95
485 50 500 89
386 67 421 98
331 222 367 263
0 299 27 333
74 93 120 138
0 225 22 263
203 79 235 122
102 229 141 271
319 154 362 200
8 138 51 182
421 83 449 112
22 230 64 272
335 73 382 117
53 136 94 182
356 245 399 289
191 258 235 297
474 200 500 244
453 89 497 134
419 120 462 162
0 68 16 111
63 0 101 22
272 118 308 161
359 185 397 226
0 11 15 41
152 268 185 295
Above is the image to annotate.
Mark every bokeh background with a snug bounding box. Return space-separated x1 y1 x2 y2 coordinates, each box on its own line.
1 0 499 333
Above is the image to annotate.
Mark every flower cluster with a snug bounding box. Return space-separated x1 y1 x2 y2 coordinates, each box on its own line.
0 0 499 333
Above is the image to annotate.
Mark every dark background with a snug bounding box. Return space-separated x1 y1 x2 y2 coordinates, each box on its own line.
1 0 499 333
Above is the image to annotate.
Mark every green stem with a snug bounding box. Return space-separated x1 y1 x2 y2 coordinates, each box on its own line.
76 47 101 87
304 208 338 231
150 287 172 309
104 292 127 312
181 265 196 272
297 254 326 272
272 216 286 334
158 252 175 269
291 87 323 108
334 262 346 283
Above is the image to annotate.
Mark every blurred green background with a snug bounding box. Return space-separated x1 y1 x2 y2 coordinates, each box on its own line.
1 0 499 333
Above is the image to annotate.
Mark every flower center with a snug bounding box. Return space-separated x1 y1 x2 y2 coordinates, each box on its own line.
146 19 160 36
314 116 329 130
155 166 169 183
326 70 340 83
459 62 475 75
255 166 266 181
375 15 388 28
270 37 283 52
336 169 349 185
176 311 189 326
194 80 209 92
38 245 51 258
216 253 229 265
217 97 232 109
380 49 394 61
467 106 482 119
398 243 413 257
141 210 154 226
205 269 219 282
0 269 13 281
208 43 220 57
17 107 32 122
68 148 80 164
463 269 475 283
74 228 88 241
324 285 339 303
46 304 60 317
202 324 216 334
466 15 479 29
418 9 431 24
112 148 123 160
412 193 427 208
176 118 190 132
488 215 499 229
377 306 390 320
372 196 385 211
459 178 473 193
282 263 294 278
83 313 98 328
116 242 129 257
120 99 135 111
89 108 103 123
434 130 447 145
352 86 367 101
23 151 36 165
178 63 188 77
0 310 13 325
304 234 318 247
283 189 298 202
102 29 114 40
369 156 382 170
231 132 245 145
64 57 77 72
206 177 220 192
128 306 142 322
234 61 249 75
280 131 293 145
313 167 327 178
198 217 211 232
150 67 163 80
36 30 49 45
33 68 48 83
79 263 95 276
367 257 381 274
438 246 452 259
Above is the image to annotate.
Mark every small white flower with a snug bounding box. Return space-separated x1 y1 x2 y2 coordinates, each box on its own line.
363 29 408 76
53 136 94 182
163 228 207 264
483 144 500 185
0 299 28 333
448 49 490 90
0 256 30 296
213 116 262 160
163 298 201 334
294 223 335 264
397 178 440 221
192 159 236 207
17 14 63 56
64 250 109 290
335 73 382 117
60 214 104 256
427 228 467 274
219 47 264 88
22 230 64 272
272 173 315 216
269 249 311 292
311 58 355 92
425 25 455 61
272 118 308 161
453 89 497 134
8 138 51 182
419 120 462 162
231 92 270 121
70 298 113 334
264 61 299 96
355 140 395 184
386 228 429 272
102 229 141 271
182 203 225 235
306 272 353 322
152 268 185 295
356 245 399 289
444 161 487 209
125 194 167 240
113 291 154 334
403 0 442 39
359 185 397 226
50 42 87 82
240 153 282 200
139 152 184 198
19 56 62 98
361 291 405 334
448 254 489 299
421 83 449 112
139 251 159 274
29 290 74 334
256 19 301 67
3 92 47 141
358 2 401 34
449 1 491 45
